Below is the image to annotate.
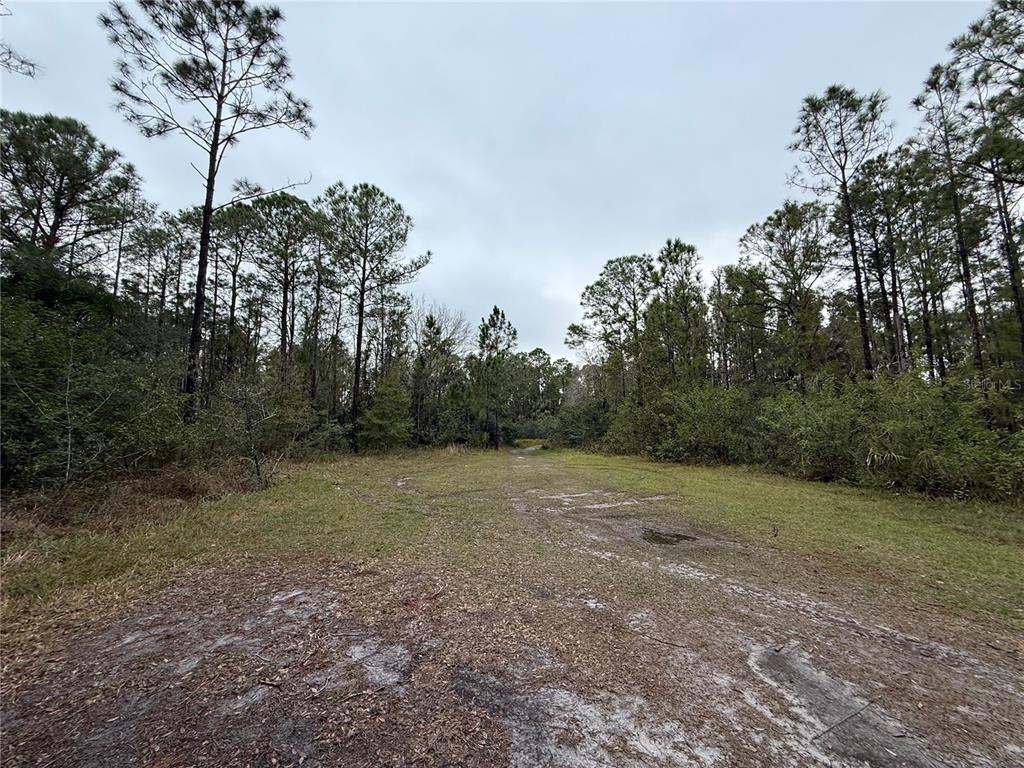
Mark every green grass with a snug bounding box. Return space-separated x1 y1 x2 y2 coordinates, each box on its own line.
2 456 436 608
550 451 1024 625
4 448 1022 628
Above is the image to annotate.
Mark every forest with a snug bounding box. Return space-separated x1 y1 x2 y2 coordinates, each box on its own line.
3 4 1024 768
1 0 1022 500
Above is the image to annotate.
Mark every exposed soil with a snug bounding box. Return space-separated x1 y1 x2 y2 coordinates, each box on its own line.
641 528 699 545
3 449 1023 767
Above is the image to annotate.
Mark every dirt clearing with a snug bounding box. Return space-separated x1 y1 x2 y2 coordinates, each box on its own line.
3 449 1022 767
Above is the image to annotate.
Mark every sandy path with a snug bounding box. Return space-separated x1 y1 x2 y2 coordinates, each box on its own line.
3 450 1022 767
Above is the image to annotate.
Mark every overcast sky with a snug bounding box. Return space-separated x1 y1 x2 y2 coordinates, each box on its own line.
2 1 986 357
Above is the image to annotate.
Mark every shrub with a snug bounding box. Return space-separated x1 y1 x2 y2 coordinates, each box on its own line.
592 375 1024 500
758 384 867 482
552 401 611 448
356 370 412 452
647 386 764 464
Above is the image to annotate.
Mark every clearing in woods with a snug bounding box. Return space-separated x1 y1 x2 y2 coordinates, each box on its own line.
2 448 1023 767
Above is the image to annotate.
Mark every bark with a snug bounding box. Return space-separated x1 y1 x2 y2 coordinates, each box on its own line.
841 184 874 372
309 257 323 401
920 287 937 380
208 255 220 392
183 114 222 419
226 262 239 374
113 215 126 298
350 275 367 448
881 212 907 371
939 133 985 371
279 258 289 372
935 289 950 381
895 267 914 369
183 44 230 420
330 302 342 419
993 177 1024 363
868 229 897 369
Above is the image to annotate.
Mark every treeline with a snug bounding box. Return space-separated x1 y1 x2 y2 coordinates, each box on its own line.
0 134 569 489
556 1 1024 499
1 1 571 490
3 1 1022 501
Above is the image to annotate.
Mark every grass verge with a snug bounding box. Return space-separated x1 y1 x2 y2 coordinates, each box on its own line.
1 454 442 613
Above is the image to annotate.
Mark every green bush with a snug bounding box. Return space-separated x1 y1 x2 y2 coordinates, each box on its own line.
512 413 558 440
758 384 867 482
860 376 1023 498
754 376 1023 497
591 375 1023 500
356 370 413 452
647 386 764 464
552 401 611 448
1 285 187 487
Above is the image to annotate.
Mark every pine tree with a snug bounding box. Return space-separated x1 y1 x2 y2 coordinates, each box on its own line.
356 368 412 452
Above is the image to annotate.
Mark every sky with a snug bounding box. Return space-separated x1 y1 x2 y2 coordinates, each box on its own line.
2 1 987 358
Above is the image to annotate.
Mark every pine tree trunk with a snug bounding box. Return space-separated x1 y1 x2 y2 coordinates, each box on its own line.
280 262 289 375
183 113 223 420
868 230 897 369
941 136 985 371
309 260 322 401
841 184 873 372
350 270 368 449
994 177 1024 364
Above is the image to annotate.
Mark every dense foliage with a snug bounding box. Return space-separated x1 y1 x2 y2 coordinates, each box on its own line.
556 1 1024 499
1 1 1021 500
0 149 569 486
0 4 569 489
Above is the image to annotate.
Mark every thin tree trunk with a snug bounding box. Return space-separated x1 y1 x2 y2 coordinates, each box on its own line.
226 264 239 374
113 213 126 298
158 262 168 326
869 229 897 369
920 285 937 380
974 252 1000 367
280 261 289 374
896 267 914 369
350 272 368 448
994 177 1024 363
887 236 907 371
289 266 297 358
841 184 873 372
935 289 951 381
941 138 985 371
208 254 220 394
183 114 223 419
173 248 183 327
309 257 322 401
880 198 907 372
331 300 342 419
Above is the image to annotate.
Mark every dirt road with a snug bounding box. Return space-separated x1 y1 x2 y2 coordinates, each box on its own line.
3 449 1022 767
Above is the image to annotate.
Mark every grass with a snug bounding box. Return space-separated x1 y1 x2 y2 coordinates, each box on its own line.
1 455 436 610
3 448 1021 628
550 451 1024 626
